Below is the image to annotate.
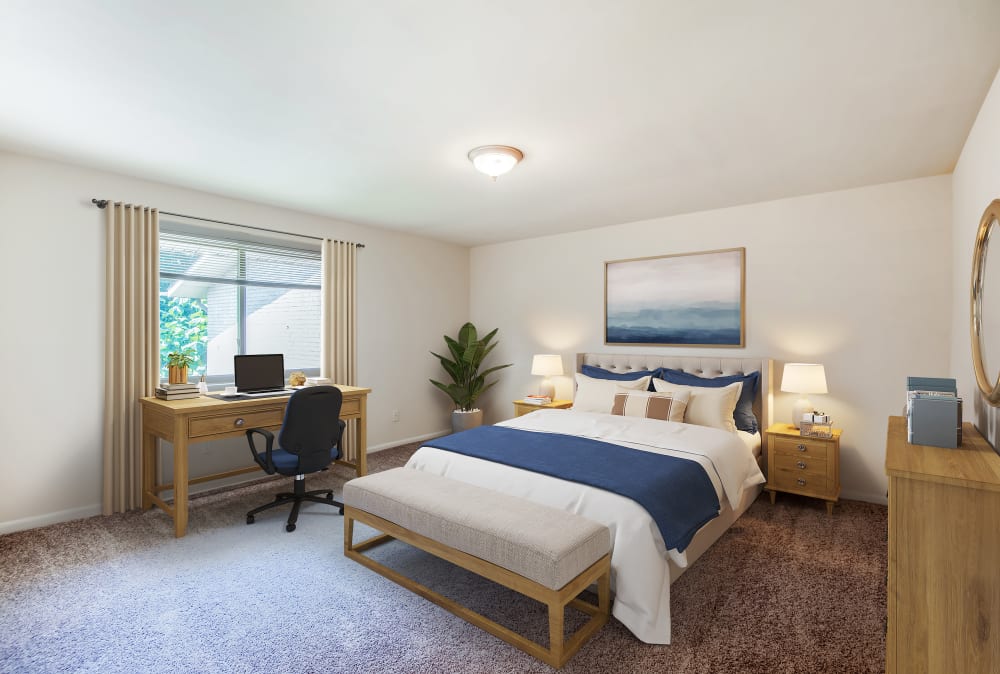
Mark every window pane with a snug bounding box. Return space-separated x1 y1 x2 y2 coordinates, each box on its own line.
159 226 322 383
245 286 320 370
159 279 209 379
205 283 239 377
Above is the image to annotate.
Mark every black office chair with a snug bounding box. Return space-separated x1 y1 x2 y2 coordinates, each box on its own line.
245 386 347 532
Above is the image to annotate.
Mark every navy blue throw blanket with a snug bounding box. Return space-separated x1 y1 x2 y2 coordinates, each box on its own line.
424 425 720 552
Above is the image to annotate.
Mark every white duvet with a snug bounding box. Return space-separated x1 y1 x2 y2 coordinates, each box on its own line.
404 409 765 644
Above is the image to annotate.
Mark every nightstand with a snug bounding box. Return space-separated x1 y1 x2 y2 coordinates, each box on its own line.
764 423 842 514
513 399 573 417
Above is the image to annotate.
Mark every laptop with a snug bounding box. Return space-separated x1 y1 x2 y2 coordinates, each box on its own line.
234 354 291 396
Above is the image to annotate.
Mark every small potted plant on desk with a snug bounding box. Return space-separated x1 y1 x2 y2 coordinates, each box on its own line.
431 322 512 433
166 350 196 384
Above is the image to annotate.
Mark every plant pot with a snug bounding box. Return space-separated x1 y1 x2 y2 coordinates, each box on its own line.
451 409 483 433
168 365 189 384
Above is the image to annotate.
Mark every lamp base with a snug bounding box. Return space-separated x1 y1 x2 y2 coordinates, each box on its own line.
791 397 813 429
538 379 555 400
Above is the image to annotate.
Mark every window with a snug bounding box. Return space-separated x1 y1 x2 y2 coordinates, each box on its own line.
158 227 321 384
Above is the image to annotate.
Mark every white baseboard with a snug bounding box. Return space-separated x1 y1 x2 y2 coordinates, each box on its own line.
0 504 102 536
367 429 450 453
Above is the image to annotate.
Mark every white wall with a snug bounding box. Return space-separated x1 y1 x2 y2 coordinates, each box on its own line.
471 176 953 503
951 66 1000 445
0 151 468 533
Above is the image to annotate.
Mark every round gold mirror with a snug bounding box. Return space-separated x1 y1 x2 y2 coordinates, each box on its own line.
971 199 1000 405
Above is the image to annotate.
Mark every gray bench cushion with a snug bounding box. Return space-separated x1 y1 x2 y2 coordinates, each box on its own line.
344 467 611 590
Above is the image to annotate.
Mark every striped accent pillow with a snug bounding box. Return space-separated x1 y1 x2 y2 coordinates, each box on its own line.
610 389 689 422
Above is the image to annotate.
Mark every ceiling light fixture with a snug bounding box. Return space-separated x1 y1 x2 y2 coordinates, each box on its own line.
468 145 523 180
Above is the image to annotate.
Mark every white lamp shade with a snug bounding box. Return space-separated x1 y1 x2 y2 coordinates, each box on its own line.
531 354 564 377
781 363 828 394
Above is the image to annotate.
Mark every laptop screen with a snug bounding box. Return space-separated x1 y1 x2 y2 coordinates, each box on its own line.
234 354 285 393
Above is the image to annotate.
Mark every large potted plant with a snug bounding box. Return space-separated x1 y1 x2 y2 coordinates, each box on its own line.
431 322 512 432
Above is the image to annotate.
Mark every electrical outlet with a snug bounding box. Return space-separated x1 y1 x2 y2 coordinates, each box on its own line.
392 409 400 422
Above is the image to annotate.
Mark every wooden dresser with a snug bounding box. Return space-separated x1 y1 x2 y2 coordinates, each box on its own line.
885 415 1000 673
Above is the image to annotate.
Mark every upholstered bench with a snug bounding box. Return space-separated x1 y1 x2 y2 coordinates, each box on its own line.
343 467 612 668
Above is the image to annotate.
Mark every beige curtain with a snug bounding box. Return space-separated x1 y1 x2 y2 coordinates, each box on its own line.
103 202 159 514
321 239 358 459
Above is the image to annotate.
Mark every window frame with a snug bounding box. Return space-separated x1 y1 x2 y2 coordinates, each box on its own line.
158 222 322 388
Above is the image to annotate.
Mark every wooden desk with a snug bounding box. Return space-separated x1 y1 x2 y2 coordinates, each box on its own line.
139 385 370 538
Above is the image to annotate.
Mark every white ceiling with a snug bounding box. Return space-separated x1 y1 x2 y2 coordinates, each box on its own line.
2 1 999 246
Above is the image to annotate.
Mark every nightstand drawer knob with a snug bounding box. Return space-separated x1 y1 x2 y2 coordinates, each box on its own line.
797 461 807 469
234 417 245 427
797 444 807 452
796 478 807 486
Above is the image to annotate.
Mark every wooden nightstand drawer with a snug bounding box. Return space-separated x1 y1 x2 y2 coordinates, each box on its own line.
770 470 829 495
773 453 828 477
771 435 830 460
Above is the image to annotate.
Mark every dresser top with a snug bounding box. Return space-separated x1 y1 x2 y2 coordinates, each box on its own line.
885 415 1000 491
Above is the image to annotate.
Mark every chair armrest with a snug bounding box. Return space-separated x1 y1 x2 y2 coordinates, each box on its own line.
246 428 276 474
333 419 347 461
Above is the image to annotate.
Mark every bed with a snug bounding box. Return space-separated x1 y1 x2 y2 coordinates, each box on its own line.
405 353 773 644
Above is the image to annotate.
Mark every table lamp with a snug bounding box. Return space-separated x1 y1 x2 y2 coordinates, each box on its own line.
781 363 828 429
531 354 563 400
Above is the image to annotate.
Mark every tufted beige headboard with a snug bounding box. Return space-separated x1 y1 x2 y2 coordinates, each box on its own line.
576 353 773 431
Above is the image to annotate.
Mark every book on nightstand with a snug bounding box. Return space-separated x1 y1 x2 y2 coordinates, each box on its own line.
521 395 552 405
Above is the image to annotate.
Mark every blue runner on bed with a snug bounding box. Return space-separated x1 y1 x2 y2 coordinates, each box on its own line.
423 425 720 552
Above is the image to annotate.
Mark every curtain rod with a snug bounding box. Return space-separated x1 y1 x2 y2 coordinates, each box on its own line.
90 199 365 248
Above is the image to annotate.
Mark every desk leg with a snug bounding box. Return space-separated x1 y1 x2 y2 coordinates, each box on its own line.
357 395 368 477
142 431 157 510
172 418 189 538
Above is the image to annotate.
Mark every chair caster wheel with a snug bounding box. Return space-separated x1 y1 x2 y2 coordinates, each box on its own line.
326 491 334 501
246 515 255 525
285 523 296 532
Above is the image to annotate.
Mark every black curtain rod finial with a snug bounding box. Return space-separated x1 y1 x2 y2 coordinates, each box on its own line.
92 198 108 209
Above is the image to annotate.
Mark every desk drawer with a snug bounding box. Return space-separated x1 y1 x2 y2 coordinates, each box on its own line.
189 409 285 437
341 397 361 417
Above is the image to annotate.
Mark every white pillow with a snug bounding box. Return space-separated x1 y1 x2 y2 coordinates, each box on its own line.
610 388 690 422
572 372 651 413
651 379 743 433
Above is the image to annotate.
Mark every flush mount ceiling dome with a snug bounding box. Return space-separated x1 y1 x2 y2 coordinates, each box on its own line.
468 145 524 180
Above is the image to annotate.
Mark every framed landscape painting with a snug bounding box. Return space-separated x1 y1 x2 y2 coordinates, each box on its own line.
605 247 745 347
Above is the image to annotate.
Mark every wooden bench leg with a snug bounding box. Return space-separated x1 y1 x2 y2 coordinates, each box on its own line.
548 600 565 667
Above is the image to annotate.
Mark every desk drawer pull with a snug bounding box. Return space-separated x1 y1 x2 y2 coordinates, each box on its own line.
796 478 807 486
797 461 807 469
234 417 245 427
797 444 807 452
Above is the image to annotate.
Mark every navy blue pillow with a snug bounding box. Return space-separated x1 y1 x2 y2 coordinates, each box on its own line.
657 368 760 434
580 365 659 391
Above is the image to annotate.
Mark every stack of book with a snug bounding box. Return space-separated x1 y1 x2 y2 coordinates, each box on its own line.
906 376 962 448
155 382 201 400
521 395 552 406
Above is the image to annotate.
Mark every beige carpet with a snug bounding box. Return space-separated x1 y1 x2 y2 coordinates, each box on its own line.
0 442 886 673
